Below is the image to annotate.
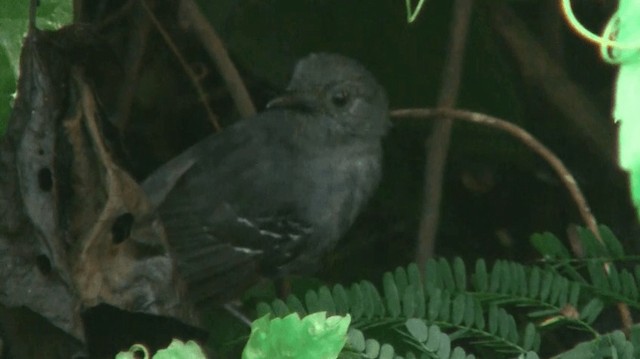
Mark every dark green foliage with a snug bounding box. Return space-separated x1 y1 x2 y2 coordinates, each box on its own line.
256 225 640 358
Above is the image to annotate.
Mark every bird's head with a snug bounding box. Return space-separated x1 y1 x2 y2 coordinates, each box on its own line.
267 53 390 140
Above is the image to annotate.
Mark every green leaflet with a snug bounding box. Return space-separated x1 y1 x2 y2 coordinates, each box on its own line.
242 312 351 359
404 319 474 359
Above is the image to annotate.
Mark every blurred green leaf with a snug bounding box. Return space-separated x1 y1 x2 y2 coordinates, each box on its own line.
154 340 207 359
0 0 72 134
564 0 640 221
242 312 350 359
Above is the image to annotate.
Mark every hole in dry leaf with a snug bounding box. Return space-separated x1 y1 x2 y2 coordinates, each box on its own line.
36 254 52 275
38 167 53 192
112 213 134 244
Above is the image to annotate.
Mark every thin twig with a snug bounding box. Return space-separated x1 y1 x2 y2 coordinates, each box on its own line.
115 3 152 132
29 0 37 33
416 0 474 268
139 0 221 131
73 0 83 22
392 108 602 243
179 0 256 118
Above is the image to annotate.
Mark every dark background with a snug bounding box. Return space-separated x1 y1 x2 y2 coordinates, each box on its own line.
69 0 639 356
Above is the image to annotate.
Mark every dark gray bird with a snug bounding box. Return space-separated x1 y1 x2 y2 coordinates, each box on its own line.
142 53 389 303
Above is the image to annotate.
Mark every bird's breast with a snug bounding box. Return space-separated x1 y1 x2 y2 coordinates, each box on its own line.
293 143 382 239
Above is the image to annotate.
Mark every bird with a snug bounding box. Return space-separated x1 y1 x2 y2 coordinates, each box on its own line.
142 53 390 303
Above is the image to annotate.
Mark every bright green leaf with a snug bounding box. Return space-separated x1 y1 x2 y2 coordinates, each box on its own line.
154 340 206 359
242 312 351 359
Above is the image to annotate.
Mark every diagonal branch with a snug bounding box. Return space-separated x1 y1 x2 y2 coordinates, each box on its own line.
393 107 601 244
140 0 221 131
179 0 256 118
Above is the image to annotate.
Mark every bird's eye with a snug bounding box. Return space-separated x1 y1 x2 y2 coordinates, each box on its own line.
331 91 349 108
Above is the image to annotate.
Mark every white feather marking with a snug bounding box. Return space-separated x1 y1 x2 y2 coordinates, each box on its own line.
259 229 283 239
237 217 256 228
233 246 262 254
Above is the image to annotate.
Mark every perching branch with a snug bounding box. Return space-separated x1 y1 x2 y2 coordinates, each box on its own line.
115 3 152 132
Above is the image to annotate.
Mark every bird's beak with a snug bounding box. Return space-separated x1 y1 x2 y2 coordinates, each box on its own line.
266 93 315 112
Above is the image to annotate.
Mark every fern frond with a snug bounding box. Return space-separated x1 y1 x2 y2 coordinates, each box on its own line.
530 226 640 313
255 225 640 358
258 261 543 357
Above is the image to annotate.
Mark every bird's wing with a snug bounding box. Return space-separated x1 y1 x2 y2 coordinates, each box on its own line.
143 116 310 302
224 208 313 271
169 203 312 304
